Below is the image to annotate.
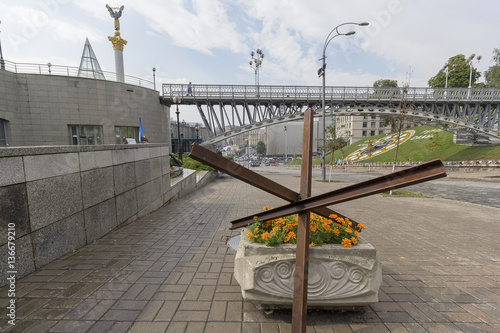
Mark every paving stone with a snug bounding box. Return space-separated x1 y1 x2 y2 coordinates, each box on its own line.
0 172 499 332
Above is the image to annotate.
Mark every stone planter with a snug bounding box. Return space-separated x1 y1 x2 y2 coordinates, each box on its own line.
234 228 382 309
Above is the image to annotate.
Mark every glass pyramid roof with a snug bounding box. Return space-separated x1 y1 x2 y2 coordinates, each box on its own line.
78 38 105 80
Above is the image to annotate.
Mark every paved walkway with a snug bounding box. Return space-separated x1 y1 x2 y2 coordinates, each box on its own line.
1 172 499 332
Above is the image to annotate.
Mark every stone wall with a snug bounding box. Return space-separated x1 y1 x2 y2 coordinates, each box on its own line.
0 70 168 146
0 144 172 285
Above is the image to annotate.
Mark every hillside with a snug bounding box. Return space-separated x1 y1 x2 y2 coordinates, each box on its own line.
317 125 500 164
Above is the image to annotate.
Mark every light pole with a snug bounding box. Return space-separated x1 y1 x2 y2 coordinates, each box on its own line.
0 20 5 70
152 67 156 90
195 126 199 143
318 22 369 181
47 62 52 75
173 96 183 163
467 54 482 95
284 125 288 163
249 49 264 96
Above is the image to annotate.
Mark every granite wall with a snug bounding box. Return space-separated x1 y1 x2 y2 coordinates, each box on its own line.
0 144 172 285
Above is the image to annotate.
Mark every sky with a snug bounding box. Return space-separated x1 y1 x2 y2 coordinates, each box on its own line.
1 0 499 123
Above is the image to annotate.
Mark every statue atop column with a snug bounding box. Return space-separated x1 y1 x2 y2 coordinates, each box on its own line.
106 4 124 36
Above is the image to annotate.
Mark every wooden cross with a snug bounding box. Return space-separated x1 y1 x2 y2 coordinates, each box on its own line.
189 109 446 332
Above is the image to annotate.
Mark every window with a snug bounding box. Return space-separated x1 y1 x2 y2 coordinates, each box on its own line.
363 115 368 119
362 122 367 128
370 130 375 136
371 122 376 128
115 126 139 144
69 125 103 145
379 130 384 135
371 115 376 119
0 119 7 146
379 122 384 127
362 130 367 137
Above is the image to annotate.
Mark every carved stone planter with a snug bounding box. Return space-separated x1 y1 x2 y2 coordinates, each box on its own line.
234 228 382 309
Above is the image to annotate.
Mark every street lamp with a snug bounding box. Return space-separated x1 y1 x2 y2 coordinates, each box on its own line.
284 125 288 163
172 96 183 163
467 53 482 91
0 20 5 70
442 62 456 89
250 49 264 96
47 62 52 75
318 22 369 181
152 67 156 90
195 126 199 143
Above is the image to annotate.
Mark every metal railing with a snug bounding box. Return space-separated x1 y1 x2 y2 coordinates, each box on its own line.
1 59 155 90
163 83 500 103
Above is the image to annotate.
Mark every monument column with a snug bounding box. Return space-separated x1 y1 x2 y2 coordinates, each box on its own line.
106 5 127 82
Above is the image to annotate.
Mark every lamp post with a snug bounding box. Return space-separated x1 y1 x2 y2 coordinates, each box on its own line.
284 125 288 163
47 62 52 75
152 67 156 90
318 22 369 181
467 54 482 97
195 126 199 143
172 96 183 163
0 20 5 70
249 49 264 96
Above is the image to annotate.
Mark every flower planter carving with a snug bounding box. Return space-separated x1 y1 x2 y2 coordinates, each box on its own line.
234 228 382 309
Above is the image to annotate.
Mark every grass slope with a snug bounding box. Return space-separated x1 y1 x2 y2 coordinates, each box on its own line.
317 125 500 164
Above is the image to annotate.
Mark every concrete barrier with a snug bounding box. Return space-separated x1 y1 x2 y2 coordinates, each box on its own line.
0 144 177 285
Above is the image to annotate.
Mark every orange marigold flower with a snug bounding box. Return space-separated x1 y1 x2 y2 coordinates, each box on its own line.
351 237 358 245
342 238 352 247
310 242 316 247
345 228 352 233
322 223 331 230
355 231 360 237
333 228 340 235
357 223 366 230
284 236 290 243
288 231 296 238
247 232 253 238
310 222 318 232
262 232 269 240
263 206 270 210
329 214 337 219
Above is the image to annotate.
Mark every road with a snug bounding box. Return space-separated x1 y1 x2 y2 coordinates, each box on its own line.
252 166 500 209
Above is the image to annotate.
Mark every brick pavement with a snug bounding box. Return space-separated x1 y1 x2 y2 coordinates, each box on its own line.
1 172 499 332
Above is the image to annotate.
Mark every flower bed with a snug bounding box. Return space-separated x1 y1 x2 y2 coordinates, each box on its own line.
234 210 382 309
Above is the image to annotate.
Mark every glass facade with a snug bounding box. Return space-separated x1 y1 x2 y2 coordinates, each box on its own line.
0 119 7 146
115 126 139 144
69 125 103 145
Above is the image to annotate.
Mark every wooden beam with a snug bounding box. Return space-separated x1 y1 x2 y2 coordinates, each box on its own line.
291 108 314 333
230 160 446 229
188 143 359 228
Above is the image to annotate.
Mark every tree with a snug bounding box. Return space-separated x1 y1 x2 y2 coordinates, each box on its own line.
428 54 481 88
373 79 398 88
256 141 266 155
427 131 443 160
373 79 399 132
485 46 500 88
319 123 348 162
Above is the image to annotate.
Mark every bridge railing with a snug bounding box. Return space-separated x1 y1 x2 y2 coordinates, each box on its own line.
163 84 500 102
1 59 155 89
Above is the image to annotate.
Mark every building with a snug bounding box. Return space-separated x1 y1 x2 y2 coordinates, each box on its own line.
170 120 209 154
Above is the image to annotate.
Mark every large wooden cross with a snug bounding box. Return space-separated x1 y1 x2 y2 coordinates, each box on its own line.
189 109 446 332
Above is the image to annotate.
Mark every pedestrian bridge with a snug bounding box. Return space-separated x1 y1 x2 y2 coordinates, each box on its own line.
161 84 500 144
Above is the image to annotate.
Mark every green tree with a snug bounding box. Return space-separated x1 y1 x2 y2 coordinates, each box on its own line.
426 131 443 160
319 123 348 162
373 79 398 88
373 79 399 132
256 141 266 155
485 46 500 88
428 54 481 88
